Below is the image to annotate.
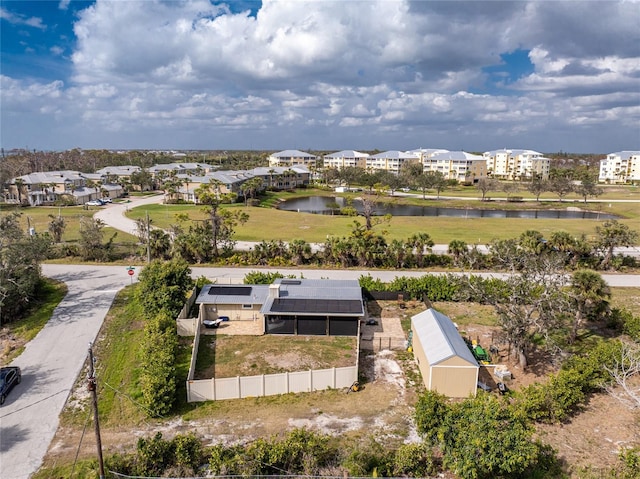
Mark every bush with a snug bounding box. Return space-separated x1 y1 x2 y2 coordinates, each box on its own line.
139 312 178 417
135 259 193 319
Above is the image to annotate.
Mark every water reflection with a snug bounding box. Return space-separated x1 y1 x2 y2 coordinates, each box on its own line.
277 196 617 220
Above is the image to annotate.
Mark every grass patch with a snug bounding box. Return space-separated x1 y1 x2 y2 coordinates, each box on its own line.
195 334 357 379
127 188 640 245
1 278 67 365
431 302 498 327
610 287 640 317
32 459 98 479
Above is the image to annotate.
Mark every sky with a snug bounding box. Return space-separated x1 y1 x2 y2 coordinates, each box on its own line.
0 0 638 153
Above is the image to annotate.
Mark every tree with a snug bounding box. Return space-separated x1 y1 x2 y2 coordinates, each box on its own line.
594 220 639 270
427 171 447 199
526 174 549 201
575 171 603 203
548 170 574 202
475 178 497 201
547 230 590 267
338 166 363 190
130 168 153 191
406 232 434 268
47 213 66 243
568 270 611 343
469 241 570 367
502 181 520 200
135 258 194 318
441 395 546 479
78 217 115 261
195 179 248 258
448 239 468 264
0 212 52 325
604 341 640 410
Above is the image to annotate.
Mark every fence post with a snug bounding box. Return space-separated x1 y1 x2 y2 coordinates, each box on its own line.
309 370 313 392
237 376 241 399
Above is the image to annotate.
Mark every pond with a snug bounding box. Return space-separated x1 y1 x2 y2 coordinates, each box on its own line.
277 196 617 220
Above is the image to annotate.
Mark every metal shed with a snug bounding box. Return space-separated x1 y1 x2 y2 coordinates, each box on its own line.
411 308 479 398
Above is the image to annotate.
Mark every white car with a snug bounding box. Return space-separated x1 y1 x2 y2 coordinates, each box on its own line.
85 199 104 206
101 197 113 203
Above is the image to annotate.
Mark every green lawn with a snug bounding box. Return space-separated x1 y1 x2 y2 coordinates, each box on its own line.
126 189 640 245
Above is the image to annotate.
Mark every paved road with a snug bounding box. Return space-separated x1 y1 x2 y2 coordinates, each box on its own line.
0 265 129 479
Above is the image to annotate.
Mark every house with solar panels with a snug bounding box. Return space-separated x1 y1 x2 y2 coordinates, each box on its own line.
194 278 365 336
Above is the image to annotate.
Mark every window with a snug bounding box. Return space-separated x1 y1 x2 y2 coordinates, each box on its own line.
242 304 252 310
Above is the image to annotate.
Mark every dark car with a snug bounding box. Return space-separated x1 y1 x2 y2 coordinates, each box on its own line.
366 319 379 326
0 366 21 405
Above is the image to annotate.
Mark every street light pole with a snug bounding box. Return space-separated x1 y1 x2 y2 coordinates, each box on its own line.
87 343 105 479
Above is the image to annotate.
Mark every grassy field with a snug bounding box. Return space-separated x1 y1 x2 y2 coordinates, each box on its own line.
126 188 640 245
0 204 138 244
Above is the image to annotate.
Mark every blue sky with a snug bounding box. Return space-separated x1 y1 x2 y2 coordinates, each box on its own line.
1 0 638 153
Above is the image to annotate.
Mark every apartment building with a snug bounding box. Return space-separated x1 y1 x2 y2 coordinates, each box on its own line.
598 151 640 184
322 150 369 170
427 151 487 183
268 150 318 168
366 150 420 175
483 149 550 180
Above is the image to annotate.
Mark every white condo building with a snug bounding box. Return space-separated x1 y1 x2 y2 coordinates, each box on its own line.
427 151 487 182
483 149 551 180
598 151 640 184
366 150 420 174
323 150 369 170
268 150 319 168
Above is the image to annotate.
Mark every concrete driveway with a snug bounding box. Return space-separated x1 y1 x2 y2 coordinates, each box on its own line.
0 265 129 479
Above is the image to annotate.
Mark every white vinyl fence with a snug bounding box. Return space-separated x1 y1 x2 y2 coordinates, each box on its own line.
186 365 358 402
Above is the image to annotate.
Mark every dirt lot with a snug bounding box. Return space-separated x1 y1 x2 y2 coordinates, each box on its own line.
42 300 640 477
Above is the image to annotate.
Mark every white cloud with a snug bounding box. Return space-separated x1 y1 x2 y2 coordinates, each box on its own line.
0 7 46 29
1 0 639 151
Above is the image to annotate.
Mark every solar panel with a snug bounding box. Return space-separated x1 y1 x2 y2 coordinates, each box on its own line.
270 298 362 314
208 286 252 296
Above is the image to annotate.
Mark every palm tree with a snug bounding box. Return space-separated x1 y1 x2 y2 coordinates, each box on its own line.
568 270 611 343
13 178 25 204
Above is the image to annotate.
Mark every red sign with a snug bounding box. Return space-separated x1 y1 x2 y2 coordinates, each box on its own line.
128 269 134 276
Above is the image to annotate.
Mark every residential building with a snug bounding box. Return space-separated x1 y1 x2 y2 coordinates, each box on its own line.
268 150 318 168
598 151 640 184
426 151 487 183
195 278 365 336
483 149 550 180
5 170 123 206
250 165 311 190
323 150 369 170
366 150 420 175
95 165 141 185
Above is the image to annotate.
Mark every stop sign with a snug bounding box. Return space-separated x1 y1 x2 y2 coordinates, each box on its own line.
128 269 134 276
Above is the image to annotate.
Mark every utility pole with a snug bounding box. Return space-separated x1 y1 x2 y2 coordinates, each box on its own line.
146 210 151 263
87 343 105 479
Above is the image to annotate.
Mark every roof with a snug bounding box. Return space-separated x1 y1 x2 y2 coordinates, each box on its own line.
96 165 141 176
370 150 419 160
431 151 484 161
270 150 318 159
324 150 370 159
195 279 364 317
261 278 364 317
251 165 311 176
411 309 478 367
195 284 270 305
